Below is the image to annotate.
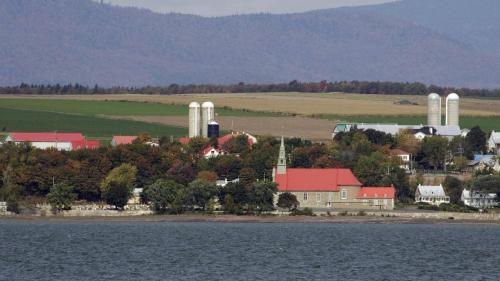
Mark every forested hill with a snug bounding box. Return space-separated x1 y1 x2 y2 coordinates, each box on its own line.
2 0 500 88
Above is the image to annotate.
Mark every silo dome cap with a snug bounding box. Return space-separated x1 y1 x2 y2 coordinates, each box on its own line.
202 101 215 107
447 93 459 100
189 101 201 107
209 121 219 125
428 93 440 99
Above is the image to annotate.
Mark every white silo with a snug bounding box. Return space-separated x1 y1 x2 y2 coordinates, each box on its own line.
446 93 460 126
201 101 215 137
189 102 201 138
427 93 442 126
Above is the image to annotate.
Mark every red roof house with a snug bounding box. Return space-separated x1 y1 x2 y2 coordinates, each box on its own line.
274 168 362 192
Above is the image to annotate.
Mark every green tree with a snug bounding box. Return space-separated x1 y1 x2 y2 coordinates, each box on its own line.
144 179 185 213
443 176 463 204
354 152 387 186
47 183 77 211
247 181 277 212
472 175 500 195
100 164 137 209
277 192 299 210
465 126 487 157
421 136 448 170
0 165 22 214
239 167 256 188
185 179 217 210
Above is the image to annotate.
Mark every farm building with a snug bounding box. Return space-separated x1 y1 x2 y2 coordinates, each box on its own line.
333 123 462 140
180 132 257 158
488 131 500 154
5 132 99 151
273 137 395 210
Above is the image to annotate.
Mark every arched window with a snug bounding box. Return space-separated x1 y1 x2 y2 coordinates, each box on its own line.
341 189 347 200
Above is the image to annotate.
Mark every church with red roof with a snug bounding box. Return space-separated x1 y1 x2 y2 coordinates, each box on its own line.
273 137 395 210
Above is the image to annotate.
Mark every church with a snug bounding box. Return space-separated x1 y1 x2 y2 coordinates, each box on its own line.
273 137 395 210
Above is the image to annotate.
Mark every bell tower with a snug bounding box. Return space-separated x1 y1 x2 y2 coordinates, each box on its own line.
276 136 287 175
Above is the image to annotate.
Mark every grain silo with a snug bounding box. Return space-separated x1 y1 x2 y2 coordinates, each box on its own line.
427 93 442 126
201 101 215 137
446 93 460 126
207 121 220 138
189 102 201 138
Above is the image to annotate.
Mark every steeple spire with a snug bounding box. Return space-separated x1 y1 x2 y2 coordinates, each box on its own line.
276 136 287 175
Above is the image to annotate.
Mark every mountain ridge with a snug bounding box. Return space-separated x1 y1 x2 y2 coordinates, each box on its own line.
2 0 500 88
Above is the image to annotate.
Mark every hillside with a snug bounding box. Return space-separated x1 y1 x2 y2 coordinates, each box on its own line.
2 0 500 87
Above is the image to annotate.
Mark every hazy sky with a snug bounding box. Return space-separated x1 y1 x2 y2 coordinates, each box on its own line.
103 0 397 17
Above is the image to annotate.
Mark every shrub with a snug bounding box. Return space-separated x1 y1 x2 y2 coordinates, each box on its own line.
290 207 315 216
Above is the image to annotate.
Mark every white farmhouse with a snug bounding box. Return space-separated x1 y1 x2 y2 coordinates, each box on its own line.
461 189 498 209
415 184 450 206
488 131 500 155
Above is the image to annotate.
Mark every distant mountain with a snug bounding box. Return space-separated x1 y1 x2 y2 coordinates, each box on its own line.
1 0 500 87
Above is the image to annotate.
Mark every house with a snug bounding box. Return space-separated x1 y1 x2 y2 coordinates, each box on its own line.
273 137 396 210
390 149 411 172
488 131 500 155
468 155 500 172
415 184 450 206
5 132 99 151
128 188 144 205
216 178 240 187
0 201 7 213
461 189 498 209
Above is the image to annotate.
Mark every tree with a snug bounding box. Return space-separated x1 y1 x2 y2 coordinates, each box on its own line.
354 152 388 186
421 136 448 170
185 179 217 210
144 179 185 213
246 182 277 212
239 167 256 188
47 183 77 211
442 176 463 204
100 164 137 209
472 175 500 195
196 171 218 182
0 165 22 214
277 192 299 210
465 126 487 157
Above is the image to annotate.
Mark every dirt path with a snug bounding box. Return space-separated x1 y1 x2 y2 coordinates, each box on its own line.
106 115 336 141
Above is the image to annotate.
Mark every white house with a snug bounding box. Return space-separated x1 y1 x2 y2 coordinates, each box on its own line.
488 131 500 155
461 189 498 209
415 184 450 206
390 149 411 172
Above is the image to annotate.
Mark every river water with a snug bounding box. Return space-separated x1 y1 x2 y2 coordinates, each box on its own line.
0 221 499 281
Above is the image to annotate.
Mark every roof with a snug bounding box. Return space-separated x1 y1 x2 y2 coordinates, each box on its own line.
490 131 500 144
462 189 497 200
71 140 100 150
275 168 362 191
178 137 190 145
112 136 138 145
8 132 84 142
416 185 447 197
357 187 396 199
473 154 496 162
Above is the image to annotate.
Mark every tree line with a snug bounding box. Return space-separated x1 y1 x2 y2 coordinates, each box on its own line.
2 81 500 98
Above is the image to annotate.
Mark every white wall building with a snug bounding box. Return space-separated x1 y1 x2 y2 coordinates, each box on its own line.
415 184 450 206
488 131 500 155
461 189 498 209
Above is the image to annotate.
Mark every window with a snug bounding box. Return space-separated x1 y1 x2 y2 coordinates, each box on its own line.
316 193 321 202
374 199 379 206
328 192 333 202
341 189 347 200
303 193 308 201
383 199 387 206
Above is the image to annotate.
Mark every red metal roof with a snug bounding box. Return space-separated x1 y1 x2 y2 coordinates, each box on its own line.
390 149 410 156
9 132 85 142
275 168 362 191
71 140 101 150
112 136 138 145
178 137 190 145
356 186 396 199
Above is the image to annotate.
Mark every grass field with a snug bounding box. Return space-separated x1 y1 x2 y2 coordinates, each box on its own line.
318 115 500 132
0 98 277 117
0 108 187 139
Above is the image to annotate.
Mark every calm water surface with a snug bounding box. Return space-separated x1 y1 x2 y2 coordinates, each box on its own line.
0 221 499 281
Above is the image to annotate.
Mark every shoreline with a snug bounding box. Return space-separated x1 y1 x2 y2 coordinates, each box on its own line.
2 214 500 225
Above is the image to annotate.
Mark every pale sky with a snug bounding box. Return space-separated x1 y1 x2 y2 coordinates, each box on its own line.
102 0 397 17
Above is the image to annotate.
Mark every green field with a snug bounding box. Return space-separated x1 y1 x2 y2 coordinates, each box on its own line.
318 115 500 132
0 108 187 139
0 98 277 117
